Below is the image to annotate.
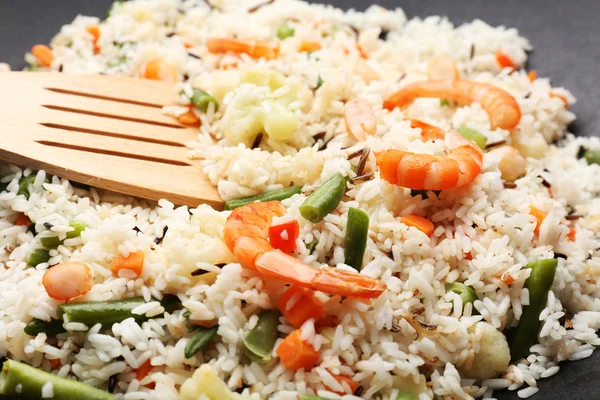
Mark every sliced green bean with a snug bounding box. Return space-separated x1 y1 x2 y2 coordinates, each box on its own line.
224 186 302 211
39 221 88 248
27 249 50 266
508 258 558 361
445 282 479 314
457 125 487 150
242 309 281 364
24 318 66 337
61 295 180 329
306 239 319 255
0 359 114 400
395 390 418 400
300 172 346 223
344 208 369 271
277 24 295 40
440 99 450 107
184 326 219 358
18 175 37 199
584 149 600 165
40 235 62 248
190 88 219 112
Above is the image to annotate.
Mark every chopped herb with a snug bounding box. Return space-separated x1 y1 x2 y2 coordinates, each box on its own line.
315 76 324 90
306 239 319 255
440 99 450 106
182 309 191 319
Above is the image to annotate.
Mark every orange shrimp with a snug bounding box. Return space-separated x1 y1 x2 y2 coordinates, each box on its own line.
42 262 94 301
376 130 483 190
223 201 386 298
344 98 376 141
383 79 521 130
409 119 445 141
206 38 280 60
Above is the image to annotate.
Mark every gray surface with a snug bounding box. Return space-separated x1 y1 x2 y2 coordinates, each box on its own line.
0 1 599 399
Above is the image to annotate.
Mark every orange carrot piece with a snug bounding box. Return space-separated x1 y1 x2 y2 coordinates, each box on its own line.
276 329 320 371
184 42 195 49
178 107 201 127
299 40 322 52
356 44 368 59
276 285 326 328
495 50 516 70
31 44 54 67
401 214 435 237
110 250 145 277
529 206 547 235
136 359 155 388
528 70 537 82
49 358 61 370
15 213 31 226
86 26 101 53
465 251 473 260
567 227 576 241
137 59 177 82
326 374 359 395
550 92 569 109
314 314 338 330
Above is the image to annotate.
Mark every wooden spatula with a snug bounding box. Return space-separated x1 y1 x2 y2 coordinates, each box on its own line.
0 72 223 209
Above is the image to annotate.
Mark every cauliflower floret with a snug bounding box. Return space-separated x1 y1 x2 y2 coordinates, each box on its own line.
180 364 251 400
460 322 510 380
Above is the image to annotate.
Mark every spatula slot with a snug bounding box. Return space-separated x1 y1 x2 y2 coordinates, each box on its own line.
45 87 165 108
37 140 192 166
40 123 186 148
42 105 183 129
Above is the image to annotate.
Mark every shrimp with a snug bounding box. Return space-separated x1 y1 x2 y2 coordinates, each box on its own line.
376 130 484 190
383 79 521 130
488 145 526 182
223 201 386 299
427 56 459 81
42 262 94 301
206 38 280 60
344 98 376 141
409 119 445 141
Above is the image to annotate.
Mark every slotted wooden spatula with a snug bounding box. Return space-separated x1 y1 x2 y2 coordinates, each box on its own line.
0 72 223 209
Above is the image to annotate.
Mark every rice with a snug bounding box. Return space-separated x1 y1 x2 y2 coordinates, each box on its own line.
0 0 598 399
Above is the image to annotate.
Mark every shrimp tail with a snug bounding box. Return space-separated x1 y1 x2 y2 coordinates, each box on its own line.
255 250 386 299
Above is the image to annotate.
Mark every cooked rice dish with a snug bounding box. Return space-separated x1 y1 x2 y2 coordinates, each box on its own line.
1 0 600 399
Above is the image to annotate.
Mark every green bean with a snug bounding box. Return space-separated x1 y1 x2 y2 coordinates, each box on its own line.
27 249 50 266
395 390 418 400
190 88 219 112
508 258 558 361
277 24 295 40
18 175 37 199
584 149 600 165
457 125 487 150
445 282 479 314
300 172 346 223
300 396 327 400
39 221 88 248
440 99 450 106
24 318 66 337
0 359 114 399
61 295 180 329
344 208 369 271
224 186 302 211
242 309 281 364
184 326 219 358
306 239 319 255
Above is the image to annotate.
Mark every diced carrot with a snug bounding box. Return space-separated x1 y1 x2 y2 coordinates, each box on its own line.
550 92 569 109
135 359 155 388
529 206 547 235
86 26 101 53
495 50 516 70
356 44 367 59
110 250 145 277
299 40 322 53
15 213 31 226
401 214 435 237
465 251 473 260
567 227 576 241
184 42 195 49
326 374 359 395
49 358 61 370
314 314 338 330
528 70 537 82
269 220 300 253
31 44 54 67
276 285 325 328
276 329 320 371
137 59 177 82
177 107 201 127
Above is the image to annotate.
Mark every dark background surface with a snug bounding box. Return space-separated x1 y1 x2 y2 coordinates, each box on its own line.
0 1 599 399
